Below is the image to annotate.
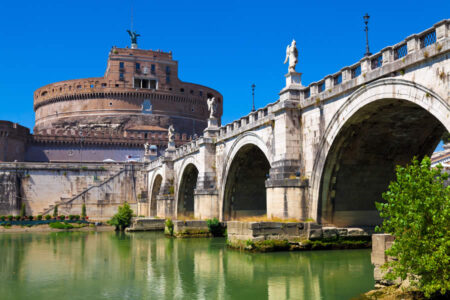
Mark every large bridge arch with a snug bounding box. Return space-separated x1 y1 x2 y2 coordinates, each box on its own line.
148 168 164 217
176 156 200 218
220 133 272 220
310 78 450 226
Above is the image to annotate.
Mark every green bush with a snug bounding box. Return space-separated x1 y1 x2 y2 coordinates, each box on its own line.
37 215 43 221
28 216 33 221
53 205 58 218
59 215 65 221
0 216 5 222
14 216 21 221
165 219 174 236
107 202 134 231
74 215 80 220
376 156 450 297
20 203 26 218
49 222 73 230
45 215 51 220
81 204 86 219
206 218 225 237
7 215 13 221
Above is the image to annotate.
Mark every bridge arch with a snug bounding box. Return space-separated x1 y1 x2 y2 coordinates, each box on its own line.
310 78 450 227
176 157 200 218
148 168 164 217
221 133 272 220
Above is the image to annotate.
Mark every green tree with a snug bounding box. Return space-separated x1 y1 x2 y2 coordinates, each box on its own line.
376 156 450 297
81 203 86 219
53 205 58 218
20 203 26 218
107 202 134 231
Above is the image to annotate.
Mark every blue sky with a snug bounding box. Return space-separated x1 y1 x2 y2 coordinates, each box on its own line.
0 0 448 134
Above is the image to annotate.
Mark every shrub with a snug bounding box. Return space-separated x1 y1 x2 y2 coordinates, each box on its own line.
37 215 43 221
376 156 450 297
74 215 80 220
0 216 5 222
53 205 58 218
49 222 73 230
206 218 225 237
165 219 174 236
28 216 33 221
107 202 134 231
45 215 51 220
7 215 13 221
81 204 86 219
15 216 21 221
20 203 26 218
59 215 65 221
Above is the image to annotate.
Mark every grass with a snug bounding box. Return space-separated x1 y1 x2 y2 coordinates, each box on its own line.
49 222 74 230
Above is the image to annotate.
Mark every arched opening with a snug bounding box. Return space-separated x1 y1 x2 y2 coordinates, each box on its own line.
177 164 199 218
223 144 271 220
150 174 162 216
319 99 446 227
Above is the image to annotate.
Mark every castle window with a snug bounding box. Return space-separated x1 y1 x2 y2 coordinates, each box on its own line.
90 84 94 88
119 62 124 69
109 102 113 106
119 73 124 81
136 63 140 70
190 90 194 94
166 66 170 74
150 80 157 89
199 91 203 97
101 83 107 88
115 84 119 87
166 75 170 84
151 64 155 74
77 85 82 89
180 88 184 93
142 79 149 89
134 78 141 88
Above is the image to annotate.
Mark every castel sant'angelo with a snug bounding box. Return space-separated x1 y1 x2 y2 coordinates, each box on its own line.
0 32 222 162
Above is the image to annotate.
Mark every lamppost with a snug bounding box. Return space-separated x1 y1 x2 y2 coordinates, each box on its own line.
364 13 372 57
251 83 256 112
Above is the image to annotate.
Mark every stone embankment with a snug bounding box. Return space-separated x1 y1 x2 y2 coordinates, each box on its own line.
126 218 165 232
227 221 372 252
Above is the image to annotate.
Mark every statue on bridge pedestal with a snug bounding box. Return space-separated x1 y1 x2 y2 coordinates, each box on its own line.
207 97 217 119
144 142 150 156
284 40 298 73
168 125 175 143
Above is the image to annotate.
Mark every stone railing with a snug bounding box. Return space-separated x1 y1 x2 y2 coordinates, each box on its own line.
216 102 277 142
174 138 201 159
297 19 448 109
31 129 192 147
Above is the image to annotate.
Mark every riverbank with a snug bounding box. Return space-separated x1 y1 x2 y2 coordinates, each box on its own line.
357 285 448 300
0 224 115 233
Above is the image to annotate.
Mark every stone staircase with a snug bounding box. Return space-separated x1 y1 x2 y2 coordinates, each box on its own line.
38 168 125 216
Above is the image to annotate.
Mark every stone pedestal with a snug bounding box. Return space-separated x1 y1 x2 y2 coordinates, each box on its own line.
194 189 219 219
265 160 308 220
131 43 138 49
285 71 302 87
207 117 219 128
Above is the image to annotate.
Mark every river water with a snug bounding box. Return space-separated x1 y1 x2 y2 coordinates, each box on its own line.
0 231 374 299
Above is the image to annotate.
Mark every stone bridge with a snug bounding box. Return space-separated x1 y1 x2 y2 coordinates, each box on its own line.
146 20 450 227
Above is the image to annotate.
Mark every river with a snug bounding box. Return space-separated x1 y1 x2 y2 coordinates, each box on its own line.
0 231 374 299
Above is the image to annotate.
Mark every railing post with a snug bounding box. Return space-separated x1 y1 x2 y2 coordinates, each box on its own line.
381 46 394 65
406 34 419 54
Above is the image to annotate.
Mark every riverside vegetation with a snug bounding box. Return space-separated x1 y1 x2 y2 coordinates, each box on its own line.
374 156 449 299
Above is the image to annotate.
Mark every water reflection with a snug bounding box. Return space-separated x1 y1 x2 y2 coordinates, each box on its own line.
0 232 373 300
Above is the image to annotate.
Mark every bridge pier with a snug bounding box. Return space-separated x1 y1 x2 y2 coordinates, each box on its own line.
194 123 220 219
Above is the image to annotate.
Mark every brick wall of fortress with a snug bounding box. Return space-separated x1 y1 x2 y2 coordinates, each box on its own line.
0 121 29 162
33 47 223 137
